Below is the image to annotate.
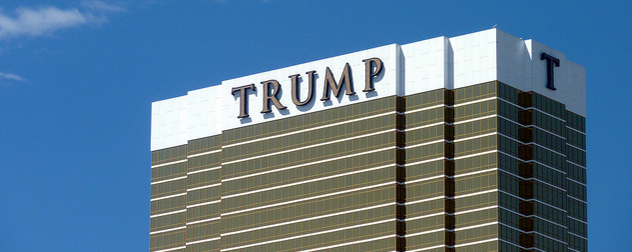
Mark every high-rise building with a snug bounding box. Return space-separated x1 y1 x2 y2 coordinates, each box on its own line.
150 29 586 252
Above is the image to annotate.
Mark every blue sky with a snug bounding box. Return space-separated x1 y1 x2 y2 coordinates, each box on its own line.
0 1 630 251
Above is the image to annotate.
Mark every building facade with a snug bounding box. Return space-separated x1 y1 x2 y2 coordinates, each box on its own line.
150 29 587 252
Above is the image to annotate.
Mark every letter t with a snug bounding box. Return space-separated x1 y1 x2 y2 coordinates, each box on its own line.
231 84 256 118
541 53 560 90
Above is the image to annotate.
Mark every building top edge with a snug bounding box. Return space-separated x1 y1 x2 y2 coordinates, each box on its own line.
151 28 586 151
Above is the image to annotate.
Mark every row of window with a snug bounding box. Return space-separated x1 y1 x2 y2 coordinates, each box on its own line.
222 167 395 212
222 221 395 252
222 133 396 179
222 96 397 145
223 114 396 162
454 81 497 104
221 153 395 196
406 89 446 110
223 207 394 248
221 187 396 233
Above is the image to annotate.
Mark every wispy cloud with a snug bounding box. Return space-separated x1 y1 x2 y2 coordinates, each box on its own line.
0 72 27 82
0 2 125 40
81 1 126 13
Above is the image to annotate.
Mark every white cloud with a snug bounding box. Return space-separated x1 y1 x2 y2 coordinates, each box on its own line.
0 72 27 82
0 3 125 40
81 1 126 13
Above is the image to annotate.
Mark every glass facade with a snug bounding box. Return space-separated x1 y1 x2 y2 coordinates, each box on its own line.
150 82 586 252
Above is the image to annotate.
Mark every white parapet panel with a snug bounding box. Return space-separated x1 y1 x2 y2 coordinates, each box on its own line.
151 95 189 151
151 28 586 151
186 85 223 142
400 36 450 95
448 29 498 89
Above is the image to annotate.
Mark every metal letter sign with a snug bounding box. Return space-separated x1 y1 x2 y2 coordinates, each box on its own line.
541 53 560 90
231 58 384 118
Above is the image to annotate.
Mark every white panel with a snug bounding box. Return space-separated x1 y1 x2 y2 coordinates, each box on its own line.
449 29 498 89
401 36 449 95
187 85 223 142
151 95 188 151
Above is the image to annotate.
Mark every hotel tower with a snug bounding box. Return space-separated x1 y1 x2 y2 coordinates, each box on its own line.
150 29 587 252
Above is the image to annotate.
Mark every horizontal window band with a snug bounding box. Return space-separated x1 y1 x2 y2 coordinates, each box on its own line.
187 149 221 158
151 176 187 185
187 166 221 175
496 96 566 123
566 125 585 135
222 111 397 149
402 196 445 206
406 244 449 252
454 189 498 199
499 224 567 251
221 202 395 237
532 142 567 157
403 139 445 150
454 168 498 178
497 114 567 140
496 131 567 157
403 121 445 132
153 246 186 252
404 228 447 238
404 104 446 114
221 181 395 217
398 131 500 151
567 216 588 224
454 132 497 143
406 190 499 207
298 234 396 252
498 168 567 192
222 128 396 165
454 114 498 125
567 231 588 240
222 164 393 199
151 159 187 169
404 175 445 185
187 183 221 192
567 160 586 169
222 146 396 182
150 209 186 219
566 143 586 152
499 150 567 175
497 238 537 251
526 107 567 122
454 96 498 107
498 189 567 213
455 205 498 216
405 157 447 167
405 212 446 222
221 218 396 251
567 195 587 203
150 225 186 235
187 217 220 226
498 205 567 229
407 167 497 183
454 221 498 231
455 150 499 160
187 200 221 209
151 192 186 202
185 237 221 246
